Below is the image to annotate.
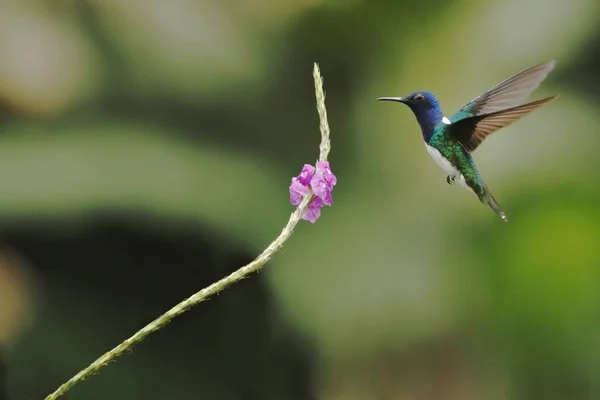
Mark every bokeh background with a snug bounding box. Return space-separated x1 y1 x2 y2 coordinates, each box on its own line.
0 0 599 399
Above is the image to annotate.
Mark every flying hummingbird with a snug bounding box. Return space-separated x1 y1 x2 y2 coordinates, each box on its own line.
377 60 558 222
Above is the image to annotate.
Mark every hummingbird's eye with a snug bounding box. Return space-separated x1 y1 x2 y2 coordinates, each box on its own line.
414 93 425 101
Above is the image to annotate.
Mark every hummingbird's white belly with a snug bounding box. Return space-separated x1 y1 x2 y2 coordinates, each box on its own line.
425 144 469 189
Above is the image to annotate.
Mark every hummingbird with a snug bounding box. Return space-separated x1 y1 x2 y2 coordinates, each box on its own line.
377 60 558 222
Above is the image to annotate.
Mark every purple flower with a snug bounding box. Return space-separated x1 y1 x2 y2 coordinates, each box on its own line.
310 172 332 205
289 177 308 206
316 161 337 187
310 161 337 206
297 164 316 186
302 197 324 223
289 160 337 223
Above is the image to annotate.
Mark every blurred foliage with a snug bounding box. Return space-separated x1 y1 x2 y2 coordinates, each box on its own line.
0 0 599 399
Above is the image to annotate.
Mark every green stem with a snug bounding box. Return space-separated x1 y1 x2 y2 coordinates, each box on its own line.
44 62 332 400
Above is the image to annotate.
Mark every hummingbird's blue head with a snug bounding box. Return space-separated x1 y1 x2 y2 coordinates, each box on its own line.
377 91 444 141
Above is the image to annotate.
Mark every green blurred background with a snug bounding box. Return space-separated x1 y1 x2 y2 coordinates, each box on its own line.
0 0 599 399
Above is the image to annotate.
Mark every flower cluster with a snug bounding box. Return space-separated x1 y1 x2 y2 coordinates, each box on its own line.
289 161 337 223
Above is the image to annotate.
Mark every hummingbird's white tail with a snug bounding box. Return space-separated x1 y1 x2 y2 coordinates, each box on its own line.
482 185 507 222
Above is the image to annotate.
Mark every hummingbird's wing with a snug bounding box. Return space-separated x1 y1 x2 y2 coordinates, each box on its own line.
451 60 556 120
446 95 558 152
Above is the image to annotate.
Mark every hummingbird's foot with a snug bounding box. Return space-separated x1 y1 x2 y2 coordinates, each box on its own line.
446 175 456 185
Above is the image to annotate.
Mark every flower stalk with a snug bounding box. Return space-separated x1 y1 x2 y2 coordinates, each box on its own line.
44 62 333 400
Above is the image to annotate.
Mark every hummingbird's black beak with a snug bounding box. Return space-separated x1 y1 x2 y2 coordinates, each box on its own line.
376 97 408 104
